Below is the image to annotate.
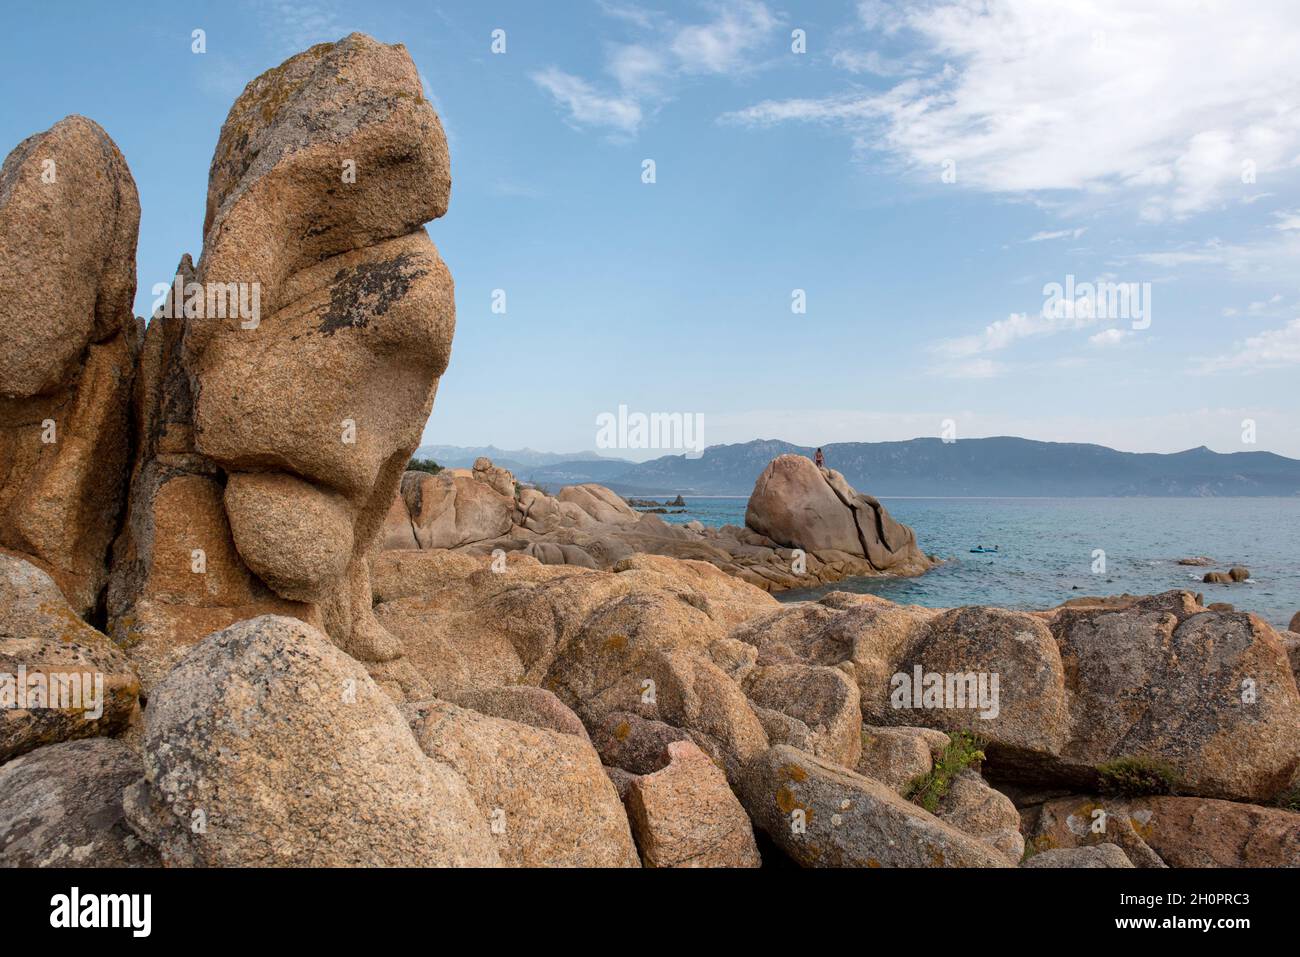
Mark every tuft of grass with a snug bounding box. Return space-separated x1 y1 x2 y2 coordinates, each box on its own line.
407 457 442 475
1096 756 1179 797
1273 786 1300 813
904 731 986 814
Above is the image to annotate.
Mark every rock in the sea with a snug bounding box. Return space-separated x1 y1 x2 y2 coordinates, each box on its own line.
408 698 638 867
745 454 931 576
1022 845 1134 868
124 616 497 867
624 739 760 868
0 556 140 762
739 745 1010 867
0 738 159 867
0 115 140 615
1229 565 1250 582
109 33 456 673
1203 571 1232 584
1290 610 1300 634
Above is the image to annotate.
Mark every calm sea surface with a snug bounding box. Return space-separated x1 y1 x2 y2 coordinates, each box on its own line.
657 497 1300 628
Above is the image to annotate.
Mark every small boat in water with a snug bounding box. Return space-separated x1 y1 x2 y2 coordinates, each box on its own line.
969 545 1000 554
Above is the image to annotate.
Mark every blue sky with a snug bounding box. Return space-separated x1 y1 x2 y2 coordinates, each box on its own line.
3 0 1300 459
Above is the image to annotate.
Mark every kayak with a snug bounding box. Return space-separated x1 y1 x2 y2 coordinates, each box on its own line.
969 547 999 553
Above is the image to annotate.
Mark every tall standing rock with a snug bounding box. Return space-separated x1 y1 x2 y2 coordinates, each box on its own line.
745 454 931 576
0 116 140 616
109 34 456 681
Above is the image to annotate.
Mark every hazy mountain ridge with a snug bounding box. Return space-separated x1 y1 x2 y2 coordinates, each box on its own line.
426 438 1300 497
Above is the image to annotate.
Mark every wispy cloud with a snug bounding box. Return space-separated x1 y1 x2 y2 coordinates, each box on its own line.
935 309 1110 359
722 0 1300 219
532 68 642 136
533 0 780 135
1026 227 1086 243
1197 318 1300 372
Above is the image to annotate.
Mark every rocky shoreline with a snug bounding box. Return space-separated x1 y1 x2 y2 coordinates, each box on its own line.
382 452 935 592
2 34 1299 870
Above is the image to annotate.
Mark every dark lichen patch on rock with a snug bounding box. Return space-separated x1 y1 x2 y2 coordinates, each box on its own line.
316 251 427 335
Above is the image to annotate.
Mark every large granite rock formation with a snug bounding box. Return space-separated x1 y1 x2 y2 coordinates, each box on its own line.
2 34 1299 874
0 116 141 616
380 453 933 592
107 34 455 687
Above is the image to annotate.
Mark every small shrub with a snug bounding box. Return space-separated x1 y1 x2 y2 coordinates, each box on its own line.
904 731 986 814
1096 756 1179 797
407 457 442 475
1273 786 1300 813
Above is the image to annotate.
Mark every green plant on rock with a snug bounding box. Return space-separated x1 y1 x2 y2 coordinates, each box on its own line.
1096 756 1179 797
1273 785 1300 813
407 457 442 475
904 731 986 814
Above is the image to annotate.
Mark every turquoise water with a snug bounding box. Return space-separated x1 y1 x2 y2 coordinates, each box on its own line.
660 497 1300 629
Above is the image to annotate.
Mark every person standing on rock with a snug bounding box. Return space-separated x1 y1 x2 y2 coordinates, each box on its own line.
814 448 825 469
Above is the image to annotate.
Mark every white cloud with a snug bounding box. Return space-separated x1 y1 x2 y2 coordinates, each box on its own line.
722 0 1300 218
1273 209 1300 231
531 69 642 135
1089 328 1130 347
935 309 1109 358
670 2 777 74
534 1 780 134
928 357 1008 379
1026 227 1086 243
1197 318 1300 372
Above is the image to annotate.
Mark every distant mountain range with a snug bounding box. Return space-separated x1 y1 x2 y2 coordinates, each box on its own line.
415 438 1300 497
414 444 633 474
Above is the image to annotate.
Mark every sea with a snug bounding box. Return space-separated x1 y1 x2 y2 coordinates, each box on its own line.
653 496 1300 629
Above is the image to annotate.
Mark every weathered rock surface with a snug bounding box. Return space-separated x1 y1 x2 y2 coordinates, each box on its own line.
123 616 497 867
446 686 589 741
1027 794 1300 867
743 663 862 768
108 33 455 678
1044 596 1300 801
0 738 159 867
1022 845 1134 868
740 745 1010 867
875 606 1069 765
0 115 140 615
1 556 139 762
408 698 638 867
592 711 692 775
934 769 1024 862
624 739 760 867
857 726 949 793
